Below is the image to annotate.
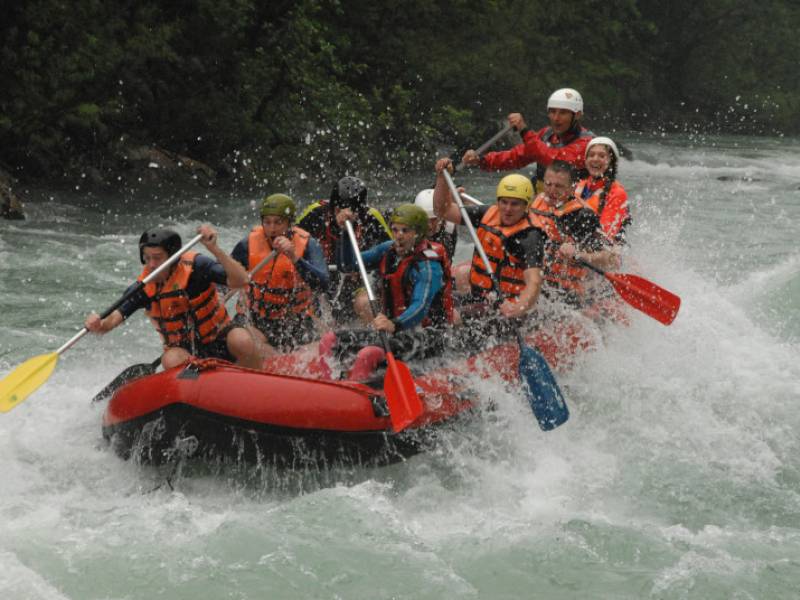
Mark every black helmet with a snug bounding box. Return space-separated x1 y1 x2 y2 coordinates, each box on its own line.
330 176 367 210
138 228 182 264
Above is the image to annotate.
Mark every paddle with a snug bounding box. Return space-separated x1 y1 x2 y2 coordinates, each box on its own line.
578 260 680 325
462 191 681 326
455 123 513 172
442 169 568 430
0 234 204 413
91 249 279 403
343 219 423 432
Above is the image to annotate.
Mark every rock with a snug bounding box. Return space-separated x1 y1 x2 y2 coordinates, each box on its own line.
123 145 216 187
717 175 763 183
1 169 25 220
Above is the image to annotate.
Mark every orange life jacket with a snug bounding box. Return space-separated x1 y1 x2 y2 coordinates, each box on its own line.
245 226 313 320
379 240 455 327
139 251 231 348
469 205 538 299
529 195 594 297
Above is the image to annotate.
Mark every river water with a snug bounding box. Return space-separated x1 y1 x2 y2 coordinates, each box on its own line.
2 134 799 599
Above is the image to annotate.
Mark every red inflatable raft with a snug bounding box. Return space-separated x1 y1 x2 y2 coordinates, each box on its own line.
101 300 626 466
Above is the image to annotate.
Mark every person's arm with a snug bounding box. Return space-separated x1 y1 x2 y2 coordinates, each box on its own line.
197 224 248 288
557 209 621 271
498 228 544 318
85 309 124 334
230 238 249 270
433 158 464 224
598 181 630 243
499 267 542 318
294 238 330 290
479 126 545 172
84 283 148 333
340 240 393 273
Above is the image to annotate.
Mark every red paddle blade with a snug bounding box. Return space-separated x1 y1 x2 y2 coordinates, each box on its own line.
607 272 681 325
383 352 424 432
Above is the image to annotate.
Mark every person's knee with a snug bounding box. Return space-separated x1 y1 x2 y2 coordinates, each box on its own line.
453 262 471 296
347 345 386 381
353 290 373 324
161 347 190 370
226 327 255 356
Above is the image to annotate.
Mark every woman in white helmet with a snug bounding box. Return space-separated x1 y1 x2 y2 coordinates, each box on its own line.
574 136 630 244
461 87 594 188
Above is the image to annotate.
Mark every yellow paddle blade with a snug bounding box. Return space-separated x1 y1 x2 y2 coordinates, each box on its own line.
0 353 59 413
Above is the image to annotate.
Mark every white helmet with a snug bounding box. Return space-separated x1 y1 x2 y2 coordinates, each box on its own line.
547 88 584 113
585 136 620 160
413 188 435 218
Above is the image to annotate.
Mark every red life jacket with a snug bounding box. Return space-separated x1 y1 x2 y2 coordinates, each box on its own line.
574 177 630 242
470 205 537 300
245 226 313 320
139 251 231 348
379 240 454 327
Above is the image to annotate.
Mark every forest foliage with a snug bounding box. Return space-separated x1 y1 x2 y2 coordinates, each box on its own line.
1 0 798 183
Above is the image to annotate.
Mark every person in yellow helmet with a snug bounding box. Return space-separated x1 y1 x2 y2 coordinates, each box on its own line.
433 158 546 351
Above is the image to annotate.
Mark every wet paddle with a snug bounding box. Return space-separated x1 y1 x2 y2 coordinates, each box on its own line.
91 249 279 403
455 123 512 172
0 234 204 413
343 220 423 432
578 260 681 325
442 170 568 430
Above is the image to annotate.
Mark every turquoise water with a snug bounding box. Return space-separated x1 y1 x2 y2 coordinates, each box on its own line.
1 134 800 599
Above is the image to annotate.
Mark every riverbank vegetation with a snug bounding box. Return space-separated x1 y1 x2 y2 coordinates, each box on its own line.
1 0 798 186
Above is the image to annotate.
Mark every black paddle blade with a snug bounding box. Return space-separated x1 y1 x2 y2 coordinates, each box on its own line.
91 361 157 403
518 343 569 431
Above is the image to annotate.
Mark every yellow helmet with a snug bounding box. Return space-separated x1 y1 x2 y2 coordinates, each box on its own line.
495 174 534 205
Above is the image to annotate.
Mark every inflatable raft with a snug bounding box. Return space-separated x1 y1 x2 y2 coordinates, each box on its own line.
101 300 626 466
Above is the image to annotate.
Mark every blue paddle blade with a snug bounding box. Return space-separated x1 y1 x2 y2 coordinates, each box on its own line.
518 343 569 431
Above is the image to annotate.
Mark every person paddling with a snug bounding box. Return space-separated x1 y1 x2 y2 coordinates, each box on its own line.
529 160 621 308
296 176 392 324
84 225 262 370
461 88 594 185
231 194 329 353
433 159 545 349
318 204 454 381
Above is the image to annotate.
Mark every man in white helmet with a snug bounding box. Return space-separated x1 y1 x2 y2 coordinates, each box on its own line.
461 88 594 186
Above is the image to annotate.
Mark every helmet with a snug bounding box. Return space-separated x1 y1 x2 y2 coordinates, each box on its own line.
330 176 367 209
260 193 296 221
496 174 534 205
138 228 182 264
413 189 435 218
585 136 620 161
390 203 429 240
547 88 584 113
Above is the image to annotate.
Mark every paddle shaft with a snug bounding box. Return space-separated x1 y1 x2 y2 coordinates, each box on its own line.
455 123 512 172
55 234 204 355
343 220 392 349
443 170 497 289
443 170 524 345
221 249 277 303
